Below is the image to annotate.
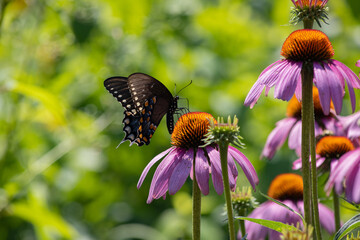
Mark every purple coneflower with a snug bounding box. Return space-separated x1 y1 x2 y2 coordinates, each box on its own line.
325 147 360 204
338 111 360 143
244 29 360 115
137 112 258 203
244 173 335 240
262 87 343 159
293 135 355 173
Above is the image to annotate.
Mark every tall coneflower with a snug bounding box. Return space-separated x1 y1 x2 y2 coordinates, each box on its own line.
244 29 360 114
243 173 335 240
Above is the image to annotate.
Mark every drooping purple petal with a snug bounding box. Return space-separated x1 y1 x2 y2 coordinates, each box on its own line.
151 148 186 201
325 149 360 195
137 147 175 189
146 148 184 203
314 62 331 115
229 146 259 190
323 62 344 114
168 148 193 195
206 146 224 195
331 60 360 112
345 163 360 203
288 120 302 150
261 118 298 159
295 74 302 101
332 60 360 88
245 60 291 108
274 61 302 101
195 148 210 195
318 203 336 234
244 80 266 108
227 151 239 181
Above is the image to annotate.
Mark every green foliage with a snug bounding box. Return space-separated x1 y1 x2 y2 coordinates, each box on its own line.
0 0 359 239
334 214 360 240
236 216 299 233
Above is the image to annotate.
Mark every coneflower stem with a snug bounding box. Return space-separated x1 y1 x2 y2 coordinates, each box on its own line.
239 208 246 238
301 62 313 227
333 188 341 231
303 19 314 29
193 149 201 240
309 87 322 240
219 142 236 240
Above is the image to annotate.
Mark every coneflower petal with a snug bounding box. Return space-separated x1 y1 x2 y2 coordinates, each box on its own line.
168 148 193 195
207 147 224 195
137 147 175 189
195 148 210 195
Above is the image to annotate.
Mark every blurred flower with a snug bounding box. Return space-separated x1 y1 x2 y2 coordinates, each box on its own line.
338 111 360 143
325 147 360 204
137 112 258 203
244 173 335 240
293 136 355 173
244 29 360 115
262 87 343 159
357 60 360 77
290 0 329 27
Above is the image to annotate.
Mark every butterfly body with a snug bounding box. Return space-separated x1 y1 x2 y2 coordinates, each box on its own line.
104 73 178 146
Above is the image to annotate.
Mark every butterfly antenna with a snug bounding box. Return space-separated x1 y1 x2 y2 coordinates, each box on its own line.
176 80 192 95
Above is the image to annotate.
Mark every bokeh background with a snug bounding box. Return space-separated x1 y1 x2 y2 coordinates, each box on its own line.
1 0 360 239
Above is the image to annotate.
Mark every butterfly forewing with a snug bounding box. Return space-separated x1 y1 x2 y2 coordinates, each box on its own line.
104 73 178 146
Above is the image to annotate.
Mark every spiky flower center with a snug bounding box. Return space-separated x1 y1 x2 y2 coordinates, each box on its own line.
281 29 334 61
171 112 215 149
294 0 324 7
316 136 355 159
268 173 303 201
286 87 333 118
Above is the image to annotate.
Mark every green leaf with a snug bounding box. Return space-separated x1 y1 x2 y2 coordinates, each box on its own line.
260 191 306 226
334 214 360 240
236 216 299 233
11 193 76 240
11 82 67 126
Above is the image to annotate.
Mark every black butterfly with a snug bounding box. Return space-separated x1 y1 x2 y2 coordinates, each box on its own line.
104 73 179 146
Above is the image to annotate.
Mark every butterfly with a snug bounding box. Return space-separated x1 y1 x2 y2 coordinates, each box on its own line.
104 73 179 146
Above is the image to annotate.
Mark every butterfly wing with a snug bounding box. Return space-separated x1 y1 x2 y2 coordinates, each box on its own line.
104 73 175 146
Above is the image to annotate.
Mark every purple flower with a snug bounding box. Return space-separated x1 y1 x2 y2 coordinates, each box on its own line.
339 111 360 141
293 135 355 173
242 173 335 240
262 87 344 159
244 29 360 115
325 148 360 204
137 112 259 203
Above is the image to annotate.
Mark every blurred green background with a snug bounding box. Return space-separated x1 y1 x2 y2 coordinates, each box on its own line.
0 0 360 239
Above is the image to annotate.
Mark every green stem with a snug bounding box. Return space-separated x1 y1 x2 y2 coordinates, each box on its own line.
303 19 314 29
333 188 341 232
301 62 313 227
219 143 236 240
309 85 322 240
192 149 201 240
239 208 246 238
